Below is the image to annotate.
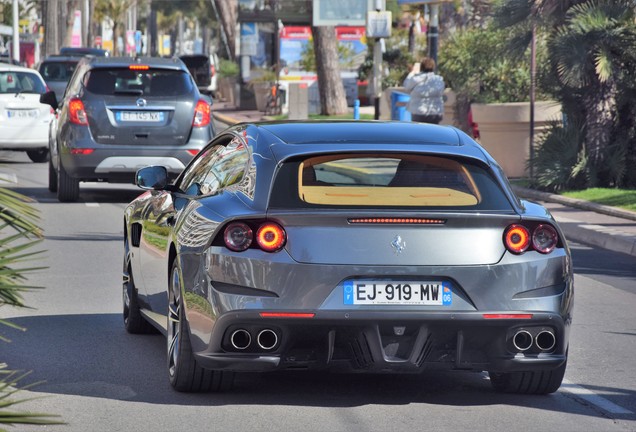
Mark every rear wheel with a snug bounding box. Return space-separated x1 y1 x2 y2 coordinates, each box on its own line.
489 358 567 394
27 148 49 163
57 162 79 202
48 157 58 192
123 240 155 334
167 259 234 392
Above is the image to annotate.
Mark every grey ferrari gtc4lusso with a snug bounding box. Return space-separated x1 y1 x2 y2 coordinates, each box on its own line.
123 121 573 394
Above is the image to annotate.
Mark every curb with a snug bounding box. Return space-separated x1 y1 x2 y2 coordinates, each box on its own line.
513 186 636 257
512 186 636 222
213 111 241 126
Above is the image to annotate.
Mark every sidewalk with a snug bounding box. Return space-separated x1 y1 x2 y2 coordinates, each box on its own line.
211 102 636 259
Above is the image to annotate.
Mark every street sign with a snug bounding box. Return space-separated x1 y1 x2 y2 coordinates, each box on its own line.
366 11 391 38
313 0 375 27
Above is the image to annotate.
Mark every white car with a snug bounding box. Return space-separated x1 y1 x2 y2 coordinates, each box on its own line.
0 63 54 162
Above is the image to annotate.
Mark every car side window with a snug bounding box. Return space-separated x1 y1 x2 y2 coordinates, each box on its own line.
179 136 249 197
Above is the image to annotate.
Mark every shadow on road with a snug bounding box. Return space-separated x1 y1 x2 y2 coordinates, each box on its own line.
3 313 634 421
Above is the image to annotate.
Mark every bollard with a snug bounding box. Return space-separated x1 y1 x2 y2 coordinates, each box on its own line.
353 99 360 120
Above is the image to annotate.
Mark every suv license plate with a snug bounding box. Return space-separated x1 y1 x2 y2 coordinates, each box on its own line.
117 111 164 122
343 281 452 306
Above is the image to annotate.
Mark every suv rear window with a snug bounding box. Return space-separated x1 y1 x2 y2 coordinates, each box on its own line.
39 61 78 81
0 71 46 94
270 154 514 210
84 68 193 96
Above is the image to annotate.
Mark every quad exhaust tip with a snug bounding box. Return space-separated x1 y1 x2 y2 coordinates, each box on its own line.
257 329 278 350
535 330 556 351
512 330 533 352
230 329 251 350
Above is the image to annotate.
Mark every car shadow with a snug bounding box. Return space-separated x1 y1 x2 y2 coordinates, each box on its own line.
8 185 143 205
3 313 634 420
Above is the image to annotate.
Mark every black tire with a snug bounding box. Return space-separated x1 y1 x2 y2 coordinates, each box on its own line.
489 358 567 394
57 162 79 202
167 260 234 392
48 157 58 192
27 148 49 163
123 241 155 334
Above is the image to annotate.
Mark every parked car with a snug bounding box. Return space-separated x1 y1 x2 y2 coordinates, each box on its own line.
37 55 82 103
123 121 573 394
0 63 54 162
59 46 109 57
40 56 215 202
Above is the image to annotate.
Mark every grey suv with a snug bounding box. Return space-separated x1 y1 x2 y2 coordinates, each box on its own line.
40 56 215 202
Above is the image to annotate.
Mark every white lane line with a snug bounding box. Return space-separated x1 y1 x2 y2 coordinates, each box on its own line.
0 173 18 184
85 203 100 207
561 380 633 414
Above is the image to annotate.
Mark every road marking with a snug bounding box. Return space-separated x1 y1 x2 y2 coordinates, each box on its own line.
0 173 18 184
85 203 100 207
561 380 633 414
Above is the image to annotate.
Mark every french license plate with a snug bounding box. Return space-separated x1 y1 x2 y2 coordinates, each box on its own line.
343 281 452 306
7 109 38 119
116 111 164 122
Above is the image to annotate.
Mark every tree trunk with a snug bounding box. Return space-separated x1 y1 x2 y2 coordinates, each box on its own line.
583 77 617 186
214 0 237 59
43 0 59 57
312 26 348 116
63 1 82 48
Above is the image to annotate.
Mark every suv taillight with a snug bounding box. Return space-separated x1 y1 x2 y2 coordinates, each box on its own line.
69 97 88 125
193 99 211 127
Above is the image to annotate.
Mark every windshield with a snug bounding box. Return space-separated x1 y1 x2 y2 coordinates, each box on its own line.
39 61 78 82
0 71 47 94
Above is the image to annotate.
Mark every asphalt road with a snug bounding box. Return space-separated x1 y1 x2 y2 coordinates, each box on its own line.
1 145 635 432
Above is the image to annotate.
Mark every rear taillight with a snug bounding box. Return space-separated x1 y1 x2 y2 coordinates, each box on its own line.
221 221 286 253
532 224 559 254
256 222 286 252
69 97 88 125
223 222 253 252
193 99 210 127
504 223 559 254
186 149 200 156
504 224 530 254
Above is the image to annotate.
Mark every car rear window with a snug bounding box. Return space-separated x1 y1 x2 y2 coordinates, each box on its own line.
84 68 193 96
39 61 78 81
0 71 46 94
269 154 514 210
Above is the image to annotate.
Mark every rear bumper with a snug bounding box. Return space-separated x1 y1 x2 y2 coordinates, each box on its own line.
191 310 568 374
57 124 211 182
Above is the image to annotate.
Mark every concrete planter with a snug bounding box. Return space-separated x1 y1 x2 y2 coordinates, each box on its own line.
252 82 273 112
218 77 238 106
471 101 562 178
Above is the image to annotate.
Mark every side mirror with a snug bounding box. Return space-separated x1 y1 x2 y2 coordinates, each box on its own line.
136 166 169 190
39 90 58 111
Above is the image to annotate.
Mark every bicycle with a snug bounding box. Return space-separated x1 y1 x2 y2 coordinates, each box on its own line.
264 83 283 116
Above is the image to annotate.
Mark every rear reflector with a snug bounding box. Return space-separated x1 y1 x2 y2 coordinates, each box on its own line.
483 314 533 320
348 218 445 224
70 149 94 155
259 312 315 319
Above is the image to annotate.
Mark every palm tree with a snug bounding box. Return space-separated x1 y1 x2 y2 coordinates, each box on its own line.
0 187 62 427
495 0 636 186
94 0 137 56
548 0 636 183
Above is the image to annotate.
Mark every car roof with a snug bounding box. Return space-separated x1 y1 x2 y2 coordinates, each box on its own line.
259 121 461 145
248 121 492 164
84 56 188 71
40 55 84 63
0 62 42 74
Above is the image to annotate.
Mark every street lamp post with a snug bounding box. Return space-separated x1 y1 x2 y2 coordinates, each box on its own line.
12 0 19 64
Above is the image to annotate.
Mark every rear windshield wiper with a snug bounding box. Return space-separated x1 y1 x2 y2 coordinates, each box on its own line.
113 89 144 96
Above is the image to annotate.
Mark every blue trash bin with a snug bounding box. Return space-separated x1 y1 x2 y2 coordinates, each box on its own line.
391 91 411 121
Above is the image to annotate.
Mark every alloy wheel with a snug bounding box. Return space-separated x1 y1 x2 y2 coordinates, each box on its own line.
167 265 181 377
